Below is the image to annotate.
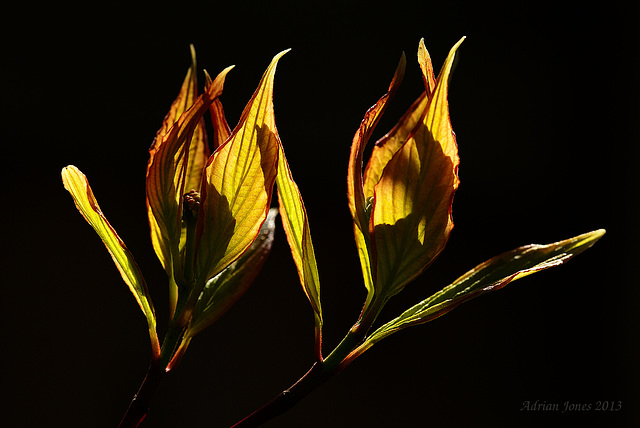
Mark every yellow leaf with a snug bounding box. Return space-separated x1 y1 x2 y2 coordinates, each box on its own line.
363 92 428 203
276 136 323 358
146 63 233 289
147 46 204 276
362 40 438 202
371 37 464 298
347 54 406 300
204 69 232 150
195 51 286 283
417 38 437 97
61 165 160 359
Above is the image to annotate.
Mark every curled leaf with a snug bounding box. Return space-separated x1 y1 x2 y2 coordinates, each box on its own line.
371 37 464 300
147 46 207 276
146 63 234 291
363 40 438 202
347 54 406 302
204 69 232 150
188 208 278 337
62 165 160 359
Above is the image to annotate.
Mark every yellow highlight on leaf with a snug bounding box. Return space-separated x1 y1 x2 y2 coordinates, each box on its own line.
146 62 233 292
195 50 287 283
61 165 160 359
371 38 464 299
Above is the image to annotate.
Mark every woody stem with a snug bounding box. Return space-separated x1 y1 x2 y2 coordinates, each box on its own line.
118 322 187 428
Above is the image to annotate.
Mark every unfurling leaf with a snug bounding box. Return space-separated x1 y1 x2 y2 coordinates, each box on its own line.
204 70 232 150
347 53 406 304
347 37 464 317
61 165 161 359
352 229 606 357
195 50 286 284
147 46 201 277
371 37 464 300
146 62 234 291
362 38 437 204
188 208 278 337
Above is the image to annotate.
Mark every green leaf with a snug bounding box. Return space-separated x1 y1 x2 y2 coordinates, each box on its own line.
61 165 161 359
371 37 464 300
276 132 323 358
353 229 606 357
195 50 286 283
187 208 278 337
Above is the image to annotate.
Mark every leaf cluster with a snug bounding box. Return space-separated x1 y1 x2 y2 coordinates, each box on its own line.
61 38 604 426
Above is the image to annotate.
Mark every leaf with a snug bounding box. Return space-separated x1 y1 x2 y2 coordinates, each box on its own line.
371 37 464 299
147 46 205 277
61 165 161 359
146 63 233 288
356 229 606 355
363 40 438 202
188 208 278 337
276 133 323 357
195 51 286 283
417 38 437 97
347 54 406 301
204 69 232 150
363 93 428 202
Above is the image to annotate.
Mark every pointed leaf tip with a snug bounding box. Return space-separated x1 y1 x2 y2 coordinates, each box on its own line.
276 120 323 359
347 52 407 302
370 37 464 300
196 52 283 283
146 61 233 294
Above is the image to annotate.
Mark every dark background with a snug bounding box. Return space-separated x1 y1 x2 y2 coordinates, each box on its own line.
3 1 638 427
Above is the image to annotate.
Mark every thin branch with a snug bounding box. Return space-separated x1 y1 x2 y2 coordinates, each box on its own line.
118 363 166 428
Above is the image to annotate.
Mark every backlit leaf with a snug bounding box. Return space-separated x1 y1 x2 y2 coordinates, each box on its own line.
371 37 464 299
61 165 161 358
276 135 323 357
363 40 437 201
347 54 406 301
147 46 206 277
195 51 285 283
362 93 427 204
417 38 437 97
205 69 232 150
355 230 606 356
146 64 233 288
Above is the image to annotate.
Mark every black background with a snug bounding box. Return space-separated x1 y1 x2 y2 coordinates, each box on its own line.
3 1 638 427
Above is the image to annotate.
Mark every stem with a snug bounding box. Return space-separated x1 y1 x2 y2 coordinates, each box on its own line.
118 363 166 428
314 313 323 363
118 322 188 427
232 295 388 427
323 294 385 371
231 363 329 428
